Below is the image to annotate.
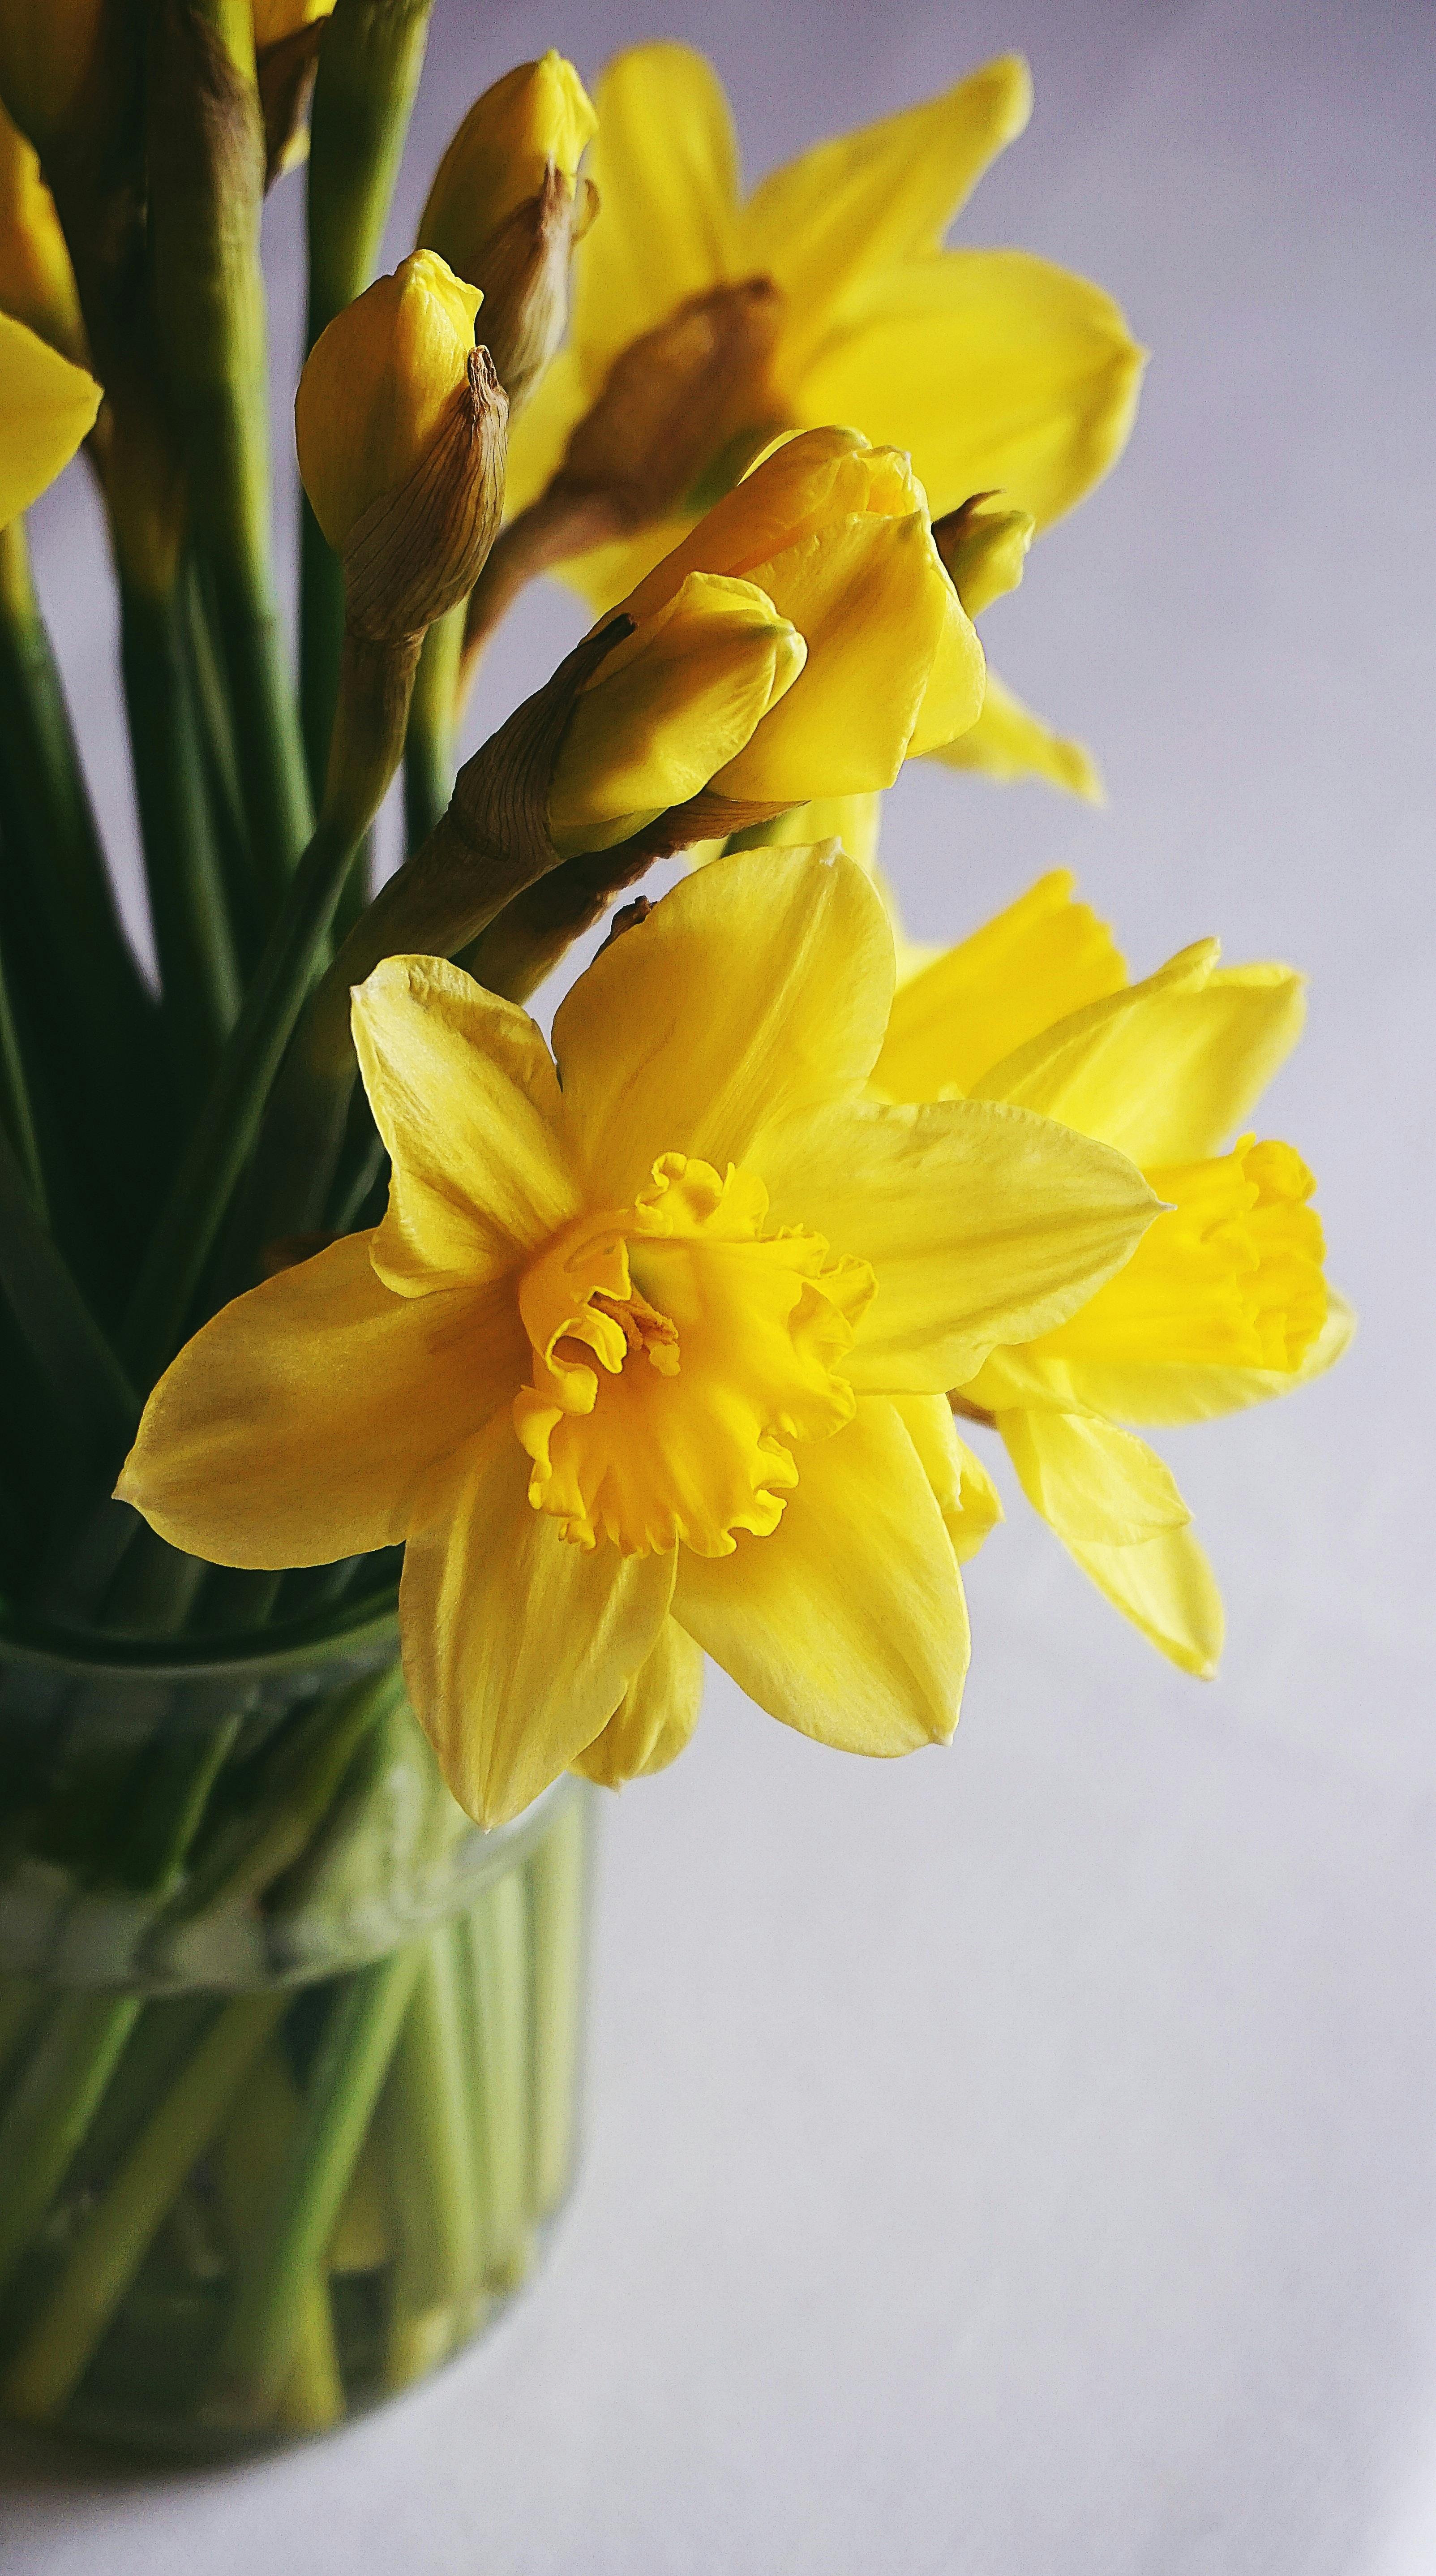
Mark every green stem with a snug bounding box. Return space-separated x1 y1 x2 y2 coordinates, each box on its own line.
527 1788 589 2219
146 0 313 904
208 555 313 911
380 1922 480 2383
120 627 422 1384
300 0 434 800
120 577 242 1088
402 602 463 855
0 1994 283 2422
463 1871 532 2290
0 1116 138 1467
0 940 44 1214
0 505 159 1132
0 1991 142 2298
206 1944 421 2426
184 559 266 976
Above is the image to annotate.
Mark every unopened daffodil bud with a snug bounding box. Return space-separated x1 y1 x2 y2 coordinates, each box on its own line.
252 0 334 184
296 250 507 636
0 309 100 526
419 52 596 412
548 571 805 857
0 100 86 361
0 0 105 145
933 490 1034 617
615 426 985 804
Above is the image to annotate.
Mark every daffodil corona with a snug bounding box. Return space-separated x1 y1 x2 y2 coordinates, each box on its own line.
874 872 1350 1674
119 850 1161 1825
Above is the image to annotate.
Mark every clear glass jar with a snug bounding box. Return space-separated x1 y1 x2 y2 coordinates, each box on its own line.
0 1621 593 2459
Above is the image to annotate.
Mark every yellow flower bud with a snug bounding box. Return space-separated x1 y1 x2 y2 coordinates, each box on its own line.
0 99 86 361
419 52 596 412
932 491 1034 617
618 427 986 802
296 250 508 632
548 571 805 857
0 0 105 144
422 52 596 265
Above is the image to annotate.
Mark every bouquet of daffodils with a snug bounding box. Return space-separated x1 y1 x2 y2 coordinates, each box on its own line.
0 14 1346 2455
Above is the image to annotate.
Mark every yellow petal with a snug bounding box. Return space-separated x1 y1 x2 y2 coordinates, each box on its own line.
548 572 805 856
116 1233 526 1570
973 946 1308 1165
742 56 1032 378
620 424 892 616
755 1093 1159 1391
571 1616 705 1785
1061 1522 1224 1679
1048 1284 1355 1429
673 1396 968 1754
400 1409 676 1825
714 512 983 800
746 790 881 874
874 869 1126 1101
0 103 86 363
0 310 99 526
351 956 578 1297
926 667 1101 799
502 342 587 517
795 249 1144 528
998 1406 1190 1545
552 844 895 1204
891 1391 1003 1565
572 43 739 381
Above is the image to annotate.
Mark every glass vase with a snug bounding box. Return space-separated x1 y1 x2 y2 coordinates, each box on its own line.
0 1621 593 2460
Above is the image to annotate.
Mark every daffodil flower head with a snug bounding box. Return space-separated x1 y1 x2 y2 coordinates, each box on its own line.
877 872 1351 1677
118 849 1161 1828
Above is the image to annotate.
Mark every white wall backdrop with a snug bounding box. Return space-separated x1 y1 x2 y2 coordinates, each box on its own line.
5 2 1433 2568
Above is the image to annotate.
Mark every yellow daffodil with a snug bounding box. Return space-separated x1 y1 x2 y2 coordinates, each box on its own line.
0 309 100 528
874 871 1351 1675
0 100 85 361
296 251 485 552
118 848 1160 1825
610 426 985 800
506 43 1141 793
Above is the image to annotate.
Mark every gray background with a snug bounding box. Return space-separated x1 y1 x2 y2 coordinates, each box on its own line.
4 0 1435 2567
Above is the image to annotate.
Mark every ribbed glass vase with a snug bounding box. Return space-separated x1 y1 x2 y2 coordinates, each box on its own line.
0 1622 593 2459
